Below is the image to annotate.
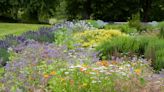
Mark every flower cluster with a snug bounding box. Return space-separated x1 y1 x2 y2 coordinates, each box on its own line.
0 40 99 91
74 29 126 47
47 60 153 92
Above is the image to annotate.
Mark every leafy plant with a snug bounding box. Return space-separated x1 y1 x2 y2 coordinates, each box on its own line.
145 39 164 71
128 13 143 32
87 20 107 28
105 24 137 33
22 27 55 43
96 36 156 59
159 27 164 38
96 36 137 59
47 60 150 92
54 28 76 49
0 48 9 66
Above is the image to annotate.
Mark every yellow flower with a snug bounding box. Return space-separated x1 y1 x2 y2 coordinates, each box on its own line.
111 60 117 65
82 83 87 87
43 74 49 78
61 78 65 82
82 64 89 68
134 69 141 75
50 71 56 75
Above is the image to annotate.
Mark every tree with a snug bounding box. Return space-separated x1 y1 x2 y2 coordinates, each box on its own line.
0 0 60 23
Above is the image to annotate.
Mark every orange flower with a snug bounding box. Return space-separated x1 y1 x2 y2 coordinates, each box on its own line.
134 69 141 75
70 79 74 85
80 67 87 72
96 62 102 66
50 71 56 75
96 60 109 67
43 74 49 78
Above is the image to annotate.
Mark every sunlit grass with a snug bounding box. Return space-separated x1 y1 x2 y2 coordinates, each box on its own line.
0 23 50 38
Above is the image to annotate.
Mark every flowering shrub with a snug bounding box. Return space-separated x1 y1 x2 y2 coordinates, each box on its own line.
74 29 126 47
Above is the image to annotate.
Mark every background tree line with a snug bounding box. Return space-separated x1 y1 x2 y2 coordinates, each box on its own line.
0 0 163 23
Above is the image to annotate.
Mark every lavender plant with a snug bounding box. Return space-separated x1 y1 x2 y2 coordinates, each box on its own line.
0 40 99 91
0 21 95 64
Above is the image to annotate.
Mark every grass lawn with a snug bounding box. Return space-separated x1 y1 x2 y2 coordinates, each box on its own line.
0 23 50 38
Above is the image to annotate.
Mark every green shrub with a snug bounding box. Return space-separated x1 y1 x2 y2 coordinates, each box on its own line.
137 36 158 54
159 27 164 38
145 39 164 71
96 36 156 59
96 36 139 59
0 48 9 66
54 28 76 49
158 21 164 29
87 20 106 28
128 13 143 32
104 24 137 33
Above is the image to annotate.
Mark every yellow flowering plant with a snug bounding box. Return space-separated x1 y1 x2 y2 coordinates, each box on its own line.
74 29 126 47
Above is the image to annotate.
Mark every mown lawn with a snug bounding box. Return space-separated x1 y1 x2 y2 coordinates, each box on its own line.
0 23 50 38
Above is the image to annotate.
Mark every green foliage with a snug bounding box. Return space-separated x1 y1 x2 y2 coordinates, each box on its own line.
96 36 156 59
54 28 76 49
47 61 148 92
87 20 107 28
96 36 137 59
128 13 143 32
0 23 48 38
23 32 54 43
0 0 60 23
105 24 137 33
159 27 164 38
145 39 164 71
1 0 164 22
0 48 9 66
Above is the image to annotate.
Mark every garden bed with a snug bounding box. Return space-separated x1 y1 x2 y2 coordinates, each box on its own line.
0 20 164 92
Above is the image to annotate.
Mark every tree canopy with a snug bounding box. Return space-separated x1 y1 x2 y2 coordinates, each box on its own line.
0 0 163 22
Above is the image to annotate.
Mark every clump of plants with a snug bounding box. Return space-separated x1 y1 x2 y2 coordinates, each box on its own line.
96 35 164 71
54 28 77 49
52 20 95 32
145 39 164 71
128 13 144 32
159 27 164 38
87 20 107 28
47 60 153 92
0 48 9 66
96 36 156 59
105 24 137 33
0 40 100 91
0 20 95 65
74 29 126 47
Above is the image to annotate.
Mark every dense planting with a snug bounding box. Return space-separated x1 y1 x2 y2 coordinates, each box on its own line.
0 20 164 92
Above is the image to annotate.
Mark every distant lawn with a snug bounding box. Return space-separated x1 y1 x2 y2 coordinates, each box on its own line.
0 23 50 38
